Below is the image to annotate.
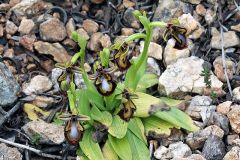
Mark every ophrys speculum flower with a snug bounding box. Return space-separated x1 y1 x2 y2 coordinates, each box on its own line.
60 113 89 145
118 89 137 121
112 42 132 71
163 19 187 50
55 62 82 91
92 68 117 96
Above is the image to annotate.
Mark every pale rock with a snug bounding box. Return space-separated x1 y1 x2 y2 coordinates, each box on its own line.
6 20 18 35
123 0 135 8
34 41 71 63
22 120 64 144
90 0 105 4
205 9 216 25
181 0 202 4
87 32 103 52
178 13 204 39
19 35 36 52
227 105 240 134
186 125 224 150
163 39 190 65
18 18 35 35
169 142 192 159
0 143 22 160
186 96 215 121
121 28 134 36
4 48 14 58
9 0 21 7
76 28 90 40
62 38 77 49
227 134 239 146
231 24 240 32
66 18 75 38
211 31 240 49
216 101 232 115
176 154 206 160
196 4 207 16
213 56 235 82
10 0 52 17
140 41 162 60
0 24 3 37
233 87 240 101
154 146 171 159
22 75 52 95
32 96 55 108
82 19 99 34
99 34 111 48
223 146 240 160
0 3 11 11
147 57 161 76
39 18 67 42
158 57 223 96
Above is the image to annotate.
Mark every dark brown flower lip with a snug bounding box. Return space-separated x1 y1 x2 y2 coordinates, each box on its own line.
94 71 117 96
163 24 188 50
64 116 84 145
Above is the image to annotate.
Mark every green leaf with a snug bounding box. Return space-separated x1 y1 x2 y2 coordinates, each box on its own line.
76 89 91 116
132 92 199 132
137 73 158 91
142 116 175 136
154 107 199 132
80 129 105 160
127 131 150 160
108 135 132 160
100 48 110 68
125 56 147 90
108 115 128 139
105 83 124 111
128 118 147 144
87 88 105 110
102 140 119 160
132 92 162 117
90 106 112 127
159 97 183 106
23 103 50 121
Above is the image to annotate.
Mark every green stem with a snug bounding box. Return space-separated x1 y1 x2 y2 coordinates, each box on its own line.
135 27 152 71
125 33 146 43
150 21 167 28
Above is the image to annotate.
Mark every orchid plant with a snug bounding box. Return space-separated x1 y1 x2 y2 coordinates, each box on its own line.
56 10 197 160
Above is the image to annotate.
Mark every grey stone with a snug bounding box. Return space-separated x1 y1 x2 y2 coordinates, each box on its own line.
208 112 229 135
181 0 202 4
211 31 240 49
202 135 226 160
186 96 215 122
0 62 20 106
0 143 22 160
186 125 224 150
147 57 161 76
169 141 192 159
22 120 64 144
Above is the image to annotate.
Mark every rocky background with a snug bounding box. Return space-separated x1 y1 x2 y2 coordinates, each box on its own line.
0 0 239 159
